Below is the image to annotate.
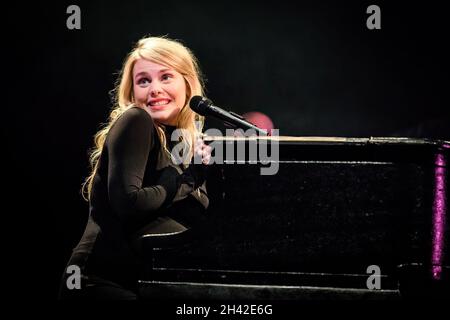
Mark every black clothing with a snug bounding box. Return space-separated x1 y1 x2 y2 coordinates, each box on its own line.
60 107 208 298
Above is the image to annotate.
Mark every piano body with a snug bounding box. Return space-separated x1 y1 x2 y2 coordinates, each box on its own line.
138 136 449 300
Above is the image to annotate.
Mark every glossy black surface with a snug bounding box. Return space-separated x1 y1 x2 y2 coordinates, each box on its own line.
141 137 449 298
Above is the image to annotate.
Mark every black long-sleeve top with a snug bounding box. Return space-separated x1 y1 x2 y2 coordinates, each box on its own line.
67 106 209 289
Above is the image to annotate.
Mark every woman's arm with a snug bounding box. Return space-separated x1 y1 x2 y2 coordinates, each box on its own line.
106 107 180 222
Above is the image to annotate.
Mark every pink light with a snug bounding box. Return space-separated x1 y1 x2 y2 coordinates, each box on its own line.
431 153 447 280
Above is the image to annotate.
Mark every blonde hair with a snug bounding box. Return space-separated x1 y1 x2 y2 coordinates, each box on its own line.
81 35 206 201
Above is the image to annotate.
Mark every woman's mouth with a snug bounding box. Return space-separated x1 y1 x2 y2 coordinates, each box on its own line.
148 99 171 110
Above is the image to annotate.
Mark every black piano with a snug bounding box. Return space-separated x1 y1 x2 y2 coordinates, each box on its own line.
138 136 449 300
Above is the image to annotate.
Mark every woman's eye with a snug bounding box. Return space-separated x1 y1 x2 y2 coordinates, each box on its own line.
137 78 150 86
161 74 172 81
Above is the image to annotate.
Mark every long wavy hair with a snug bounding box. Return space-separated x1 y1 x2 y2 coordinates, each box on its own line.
81 36 206 201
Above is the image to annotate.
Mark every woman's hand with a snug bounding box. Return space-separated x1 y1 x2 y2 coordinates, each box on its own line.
193 137 212 165
179 137 212 189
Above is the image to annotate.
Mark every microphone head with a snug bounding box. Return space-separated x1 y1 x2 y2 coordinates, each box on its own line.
189 96 212 115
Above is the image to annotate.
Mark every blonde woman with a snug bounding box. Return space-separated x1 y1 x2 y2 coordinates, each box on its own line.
59 36 211 299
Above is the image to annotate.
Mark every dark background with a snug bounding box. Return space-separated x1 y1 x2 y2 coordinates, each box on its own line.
5 0 448 299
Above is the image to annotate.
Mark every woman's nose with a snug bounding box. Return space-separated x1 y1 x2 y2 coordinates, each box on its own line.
149 82 162 97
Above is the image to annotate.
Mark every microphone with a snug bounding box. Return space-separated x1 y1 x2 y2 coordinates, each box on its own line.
189 96 268 136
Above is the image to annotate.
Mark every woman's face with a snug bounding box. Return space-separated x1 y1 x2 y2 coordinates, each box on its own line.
133 59 187 126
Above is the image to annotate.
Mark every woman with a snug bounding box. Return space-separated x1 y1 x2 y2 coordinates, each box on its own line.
59 36 211 300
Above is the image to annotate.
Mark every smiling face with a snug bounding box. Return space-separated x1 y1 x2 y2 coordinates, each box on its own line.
133 59 187 126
